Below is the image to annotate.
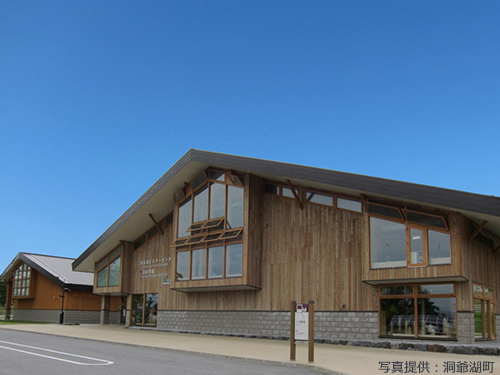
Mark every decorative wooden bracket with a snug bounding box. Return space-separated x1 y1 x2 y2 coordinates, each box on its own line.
468 220 488 243
286 179 303 210
149 214 164 236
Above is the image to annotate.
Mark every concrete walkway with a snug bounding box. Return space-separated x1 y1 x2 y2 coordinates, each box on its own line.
1 324 499 375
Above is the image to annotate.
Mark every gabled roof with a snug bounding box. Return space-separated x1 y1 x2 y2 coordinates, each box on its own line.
1 253 94 291
73 149 500 272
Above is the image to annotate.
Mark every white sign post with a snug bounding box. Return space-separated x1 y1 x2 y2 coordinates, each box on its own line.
295 303 309 341
290 301 314 362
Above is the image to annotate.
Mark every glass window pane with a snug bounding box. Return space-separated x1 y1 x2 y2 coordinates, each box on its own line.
370 217 406 269
177 198 192 238
131 295 144 326
148 227 159 239
409 228 424 265
474 285 484 296
97 257 108 270
381 286 413 295
193 186 208 223
406 211 447 229
144 294 158 326
227 185 243 229
428 230 451 265
97 266 108 287
282 187 299 198
210 182 225 219
337 198 362 212
110 247 121 260
485 288 494 299
418 297 456 338
191 249 206 280
134 236 146 249
108 257 121 287
264 183 279 195
187 235 205 244
418 284 454 295
208 246 223 279
474 298 483 338
380 298 415 337
176 251 190 281
226 243 242 277
368 204 403 220
306 191 333 206
191 172 207 190
210 170 225 181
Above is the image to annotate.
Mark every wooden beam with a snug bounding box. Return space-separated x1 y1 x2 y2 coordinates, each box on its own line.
149 214 164 236
359 193 367 202
494 244 500 255
286 179 303 210
468 220 488 243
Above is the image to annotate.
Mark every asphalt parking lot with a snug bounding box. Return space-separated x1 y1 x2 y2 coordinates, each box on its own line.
0 329 324 375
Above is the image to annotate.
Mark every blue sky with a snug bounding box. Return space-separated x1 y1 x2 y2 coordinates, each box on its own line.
1 1 499 273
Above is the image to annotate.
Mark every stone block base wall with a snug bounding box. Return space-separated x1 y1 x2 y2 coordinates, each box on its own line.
156 310 379 341
13 309 101 324
457 311 475 344
316 311 379 340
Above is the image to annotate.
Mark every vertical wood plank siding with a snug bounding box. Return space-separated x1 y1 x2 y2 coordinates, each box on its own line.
120 173 498 315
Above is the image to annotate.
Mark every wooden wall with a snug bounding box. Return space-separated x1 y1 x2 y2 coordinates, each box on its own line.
14 270 103 311
125 176 376 312
121 172 499 315
363 211 464 283
457 214 500 313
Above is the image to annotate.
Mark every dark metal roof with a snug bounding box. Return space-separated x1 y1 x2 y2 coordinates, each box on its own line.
1 253 94 291
72 149 500 272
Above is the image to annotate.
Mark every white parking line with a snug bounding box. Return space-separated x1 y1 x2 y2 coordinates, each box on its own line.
0 340 114 366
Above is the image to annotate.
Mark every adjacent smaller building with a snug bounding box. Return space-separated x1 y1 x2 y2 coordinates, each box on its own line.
0 253 120 324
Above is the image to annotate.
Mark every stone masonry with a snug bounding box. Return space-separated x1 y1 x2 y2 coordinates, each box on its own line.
456 311 475 344
156 310 379 341
13 309 101 324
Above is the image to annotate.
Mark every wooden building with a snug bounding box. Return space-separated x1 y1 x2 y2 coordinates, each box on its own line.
73 150 500 344
1 253 120 324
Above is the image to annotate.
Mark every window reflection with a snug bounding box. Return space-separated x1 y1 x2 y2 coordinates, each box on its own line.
370 217 406 269
226 243 243 277
208 246 223 278
178 198 192 238
227 186 243 229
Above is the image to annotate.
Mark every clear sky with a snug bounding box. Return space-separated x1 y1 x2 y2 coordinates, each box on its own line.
1 1 499 273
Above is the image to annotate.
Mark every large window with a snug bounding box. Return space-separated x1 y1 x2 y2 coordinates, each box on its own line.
379 284 456 339
174 169 244 282
473 284 495 340
13 263 31 298
96 246 121 288
176 242 243 281
369 204 451 269
131 294 158 327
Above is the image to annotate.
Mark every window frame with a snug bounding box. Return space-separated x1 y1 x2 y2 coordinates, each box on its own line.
175 236 243 282
473 283 496 340
264 182 299 200
95 246 122 288
12 263 33 299
130 293 158 327
368 203 451 269
379 283 457 340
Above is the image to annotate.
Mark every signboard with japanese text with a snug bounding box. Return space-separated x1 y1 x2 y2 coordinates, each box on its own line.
139 257 172 285
295 303 309 341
